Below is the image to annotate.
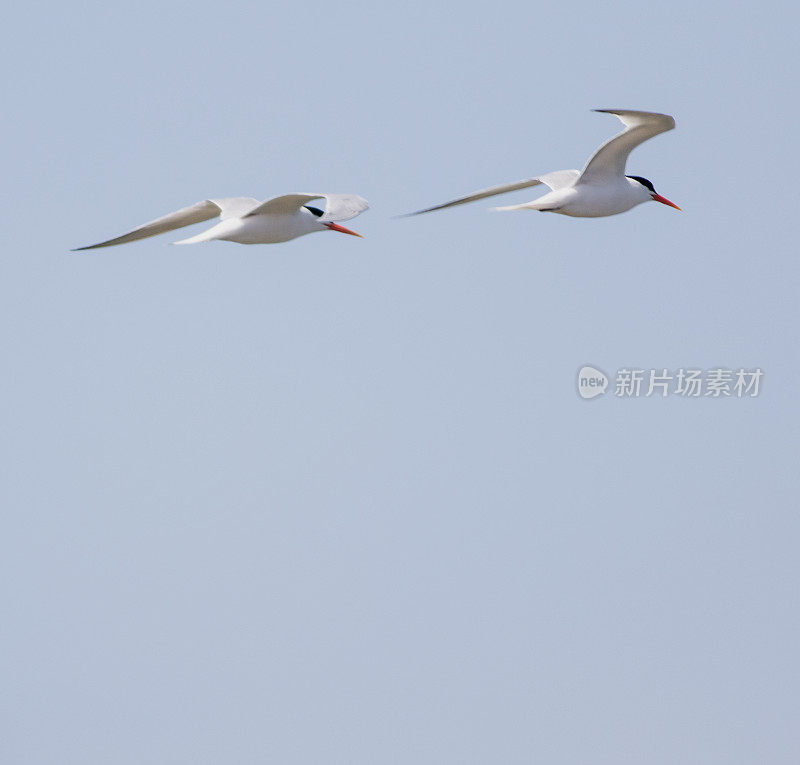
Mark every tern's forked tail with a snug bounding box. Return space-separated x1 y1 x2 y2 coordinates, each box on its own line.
172 220 232 245
494 200 552 212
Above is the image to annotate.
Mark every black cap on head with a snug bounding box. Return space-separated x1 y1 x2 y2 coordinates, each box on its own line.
627 175 655 193
304 205 324 217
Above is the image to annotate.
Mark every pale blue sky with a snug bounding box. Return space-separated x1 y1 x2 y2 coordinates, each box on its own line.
3 1 799 763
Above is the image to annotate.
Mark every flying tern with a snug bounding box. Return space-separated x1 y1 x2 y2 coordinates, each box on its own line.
406 110 680 218
73 193 369 250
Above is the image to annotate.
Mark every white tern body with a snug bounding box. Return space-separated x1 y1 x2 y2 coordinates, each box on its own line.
74 193 369 250
407 110 680 219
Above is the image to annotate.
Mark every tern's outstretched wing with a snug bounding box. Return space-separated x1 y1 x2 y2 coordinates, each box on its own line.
402 170 579 216
403 178 542 216
578 110 675 185
243 193 369 222
72 197 259 250
317 194 370 223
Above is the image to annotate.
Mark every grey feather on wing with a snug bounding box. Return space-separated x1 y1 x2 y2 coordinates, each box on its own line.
73 200 222 250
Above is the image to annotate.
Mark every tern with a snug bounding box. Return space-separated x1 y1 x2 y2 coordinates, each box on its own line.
73 192 369 250
406 110 680 218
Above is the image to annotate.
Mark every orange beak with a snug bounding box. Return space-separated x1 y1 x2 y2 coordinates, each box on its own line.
651 193 681 211
324 221 363 237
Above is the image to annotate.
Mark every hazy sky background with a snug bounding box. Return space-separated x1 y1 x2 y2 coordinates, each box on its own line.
3 1 799 762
